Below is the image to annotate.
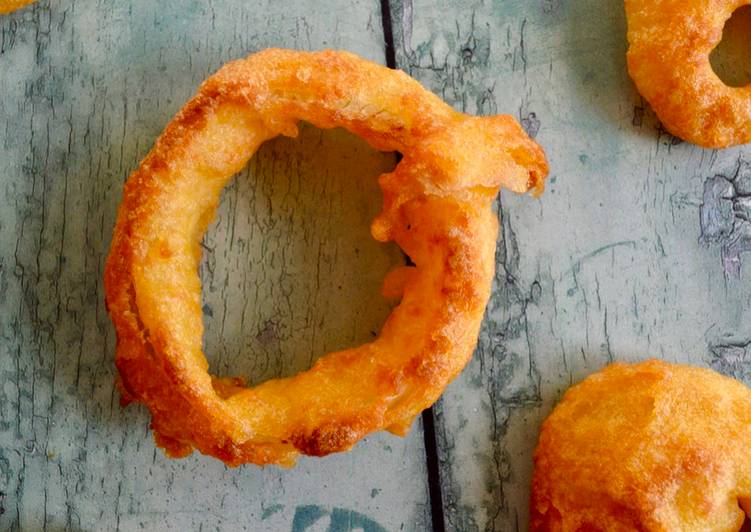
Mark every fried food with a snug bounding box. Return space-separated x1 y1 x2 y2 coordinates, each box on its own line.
0 0 35 14
625 0 751 148
104 49 548 466
530 360 751 531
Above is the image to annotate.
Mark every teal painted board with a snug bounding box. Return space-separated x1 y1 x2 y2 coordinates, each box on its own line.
0 1 430 530
391 0 751 530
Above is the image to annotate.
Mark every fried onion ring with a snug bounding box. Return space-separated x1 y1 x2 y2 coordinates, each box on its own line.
104 49 548 466
625 0 751 148
0 0 35 14
531 360 751 531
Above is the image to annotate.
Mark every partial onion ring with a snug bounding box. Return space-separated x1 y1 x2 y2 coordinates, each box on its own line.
625 0 751 148
104 49 548 466
0 0 35 14
531 360 751 531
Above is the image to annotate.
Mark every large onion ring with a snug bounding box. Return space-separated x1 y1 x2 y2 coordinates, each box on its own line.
531 360 751 530
625 0 751 148
104 49 547 466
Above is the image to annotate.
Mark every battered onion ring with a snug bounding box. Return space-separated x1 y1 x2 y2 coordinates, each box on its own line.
626 0 751 148
104 49 548 466
531 360 751 531
0 0 35 14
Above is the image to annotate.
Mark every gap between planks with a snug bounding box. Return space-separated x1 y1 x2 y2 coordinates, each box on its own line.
379 0 447 530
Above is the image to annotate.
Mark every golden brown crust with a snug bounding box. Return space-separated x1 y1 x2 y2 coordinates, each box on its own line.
104 49 548 466
530 360 751 531
625 0 751 148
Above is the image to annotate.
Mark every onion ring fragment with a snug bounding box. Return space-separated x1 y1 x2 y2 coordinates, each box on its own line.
626 0 751 147
0 0 35 14
531 360 751 530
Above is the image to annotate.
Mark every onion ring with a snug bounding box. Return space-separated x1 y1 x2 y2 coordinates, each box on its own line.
104 49 548 466
0 0 35 14
625 0 751 148
531 360 751 530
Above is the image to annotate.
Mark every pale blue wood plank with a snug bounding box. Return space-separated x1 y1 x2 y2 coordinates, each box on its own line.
391 0 751 529
0 1 431 530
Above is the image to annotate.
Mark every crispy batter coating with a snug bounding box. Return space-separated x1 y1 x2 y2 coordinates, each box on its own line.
104 49 548 466
531 360 751 531
625 0 751 148
0 0 35 14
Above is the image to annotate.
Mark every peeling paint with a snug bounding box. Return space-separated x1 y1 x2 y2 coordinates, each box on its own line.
709 342 751 383
699 159 751 278
521 112 540 139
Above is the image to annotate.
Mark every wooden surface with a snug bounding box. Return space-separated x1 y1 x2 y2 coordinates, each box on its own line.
0 1 429 531
2 0 750 531
392 1 751 530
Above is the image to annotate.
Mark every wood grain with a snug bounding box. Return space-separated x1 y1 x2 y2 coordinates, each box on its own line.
391 0 751 529
0 1 430 530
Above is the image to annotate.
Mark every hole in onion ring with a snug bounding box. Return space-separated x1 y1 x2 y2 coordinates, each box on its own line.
200 123 404 387
710 5 751 88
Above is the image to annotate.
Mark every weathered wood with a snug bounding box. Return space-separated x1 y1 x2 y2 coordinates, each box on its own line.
391 0 751 530
0 1 431 530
